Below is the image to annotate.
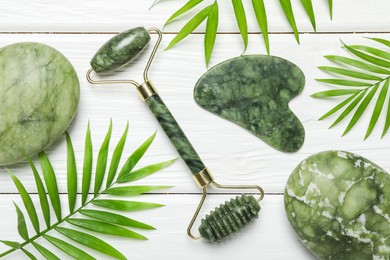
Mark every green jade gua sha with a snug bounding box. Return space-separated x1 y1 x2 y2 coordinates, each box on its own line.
194 55 305 153
87 27 264 242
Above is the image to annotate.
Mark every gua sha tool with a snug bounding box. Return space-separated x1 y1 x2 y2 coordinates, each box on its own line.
194 55 305 153
87 27 264 242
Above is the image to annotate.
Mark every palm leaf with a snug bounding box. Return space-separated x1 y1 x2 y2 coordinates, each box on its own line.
0 122 175 258
231 0 248 51
8 170 40 233
67 218 147 240
204 2 218 65
55 227 126 260
44 234 95 260
80 209 155 230
160 0 333 64
94 120 112 196
27 155 51 228
66 132 77 213
313 37 390 138
82 121 93 205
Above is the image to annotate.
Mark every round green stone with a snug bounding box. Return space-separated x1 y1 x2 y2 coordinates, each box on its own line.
284 151 390 259
0 42 80 165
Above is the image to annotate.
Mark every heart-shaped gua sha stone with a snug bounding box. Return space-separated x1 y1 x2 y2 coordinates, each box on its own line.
285 151 390 259
194 55 305 152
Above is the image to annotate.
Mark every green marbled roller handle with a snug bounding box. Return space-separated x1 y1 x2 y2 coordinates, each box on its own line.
145 94 206 175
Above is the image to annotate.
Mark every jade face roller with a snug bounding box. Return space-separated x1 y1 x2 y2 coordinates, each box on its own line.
86 27 264 242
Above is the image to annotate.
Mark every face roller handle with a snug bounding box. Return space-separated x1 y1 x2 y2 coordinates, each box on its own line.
87 27 264 242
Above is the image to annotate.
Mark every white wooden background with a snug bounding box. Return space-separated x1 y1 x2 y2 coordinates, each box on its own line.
0 1 389 259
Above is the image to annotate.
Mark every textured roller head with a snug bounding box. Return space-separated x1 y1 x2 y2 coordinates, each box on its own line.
198 194 261 242
90 27 151 73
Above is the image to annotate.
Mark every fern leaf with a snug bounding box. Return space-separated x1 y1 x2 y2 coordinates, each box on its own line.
92 199 164 211
300 0 316 31
252 0 269 54
44 234 95 260
21 249 37 260
105 185 173 196
232 0 248 51
164 0 204 27
66 132 77 213
279 0 299 43
32 242 60 260
82 121 93 205
204 1 218 66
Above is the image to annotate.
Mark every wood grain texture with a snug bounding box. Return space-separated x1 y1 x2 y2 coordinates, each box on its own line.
0 1 389 259
0 0 388 33
0 194 314 260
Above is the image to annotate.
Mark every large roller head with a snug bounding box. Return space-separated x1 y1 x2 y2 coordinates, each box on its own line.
90 27 151 73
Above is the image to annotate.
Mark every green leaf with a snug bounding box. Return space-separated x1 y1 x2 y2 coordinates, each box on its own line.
26 155 51 228
330 89 368 128
0 240 21 249
348 45 390 61
318 66 382 81
66 132 77 214
117 132 156 181
164 0 203 27
252 0 269 54
8 170 40 233
365 79 390 139
319 92 359 120
118 158 177 183
368 37 390 48
165 4 212 50
94 120 113 196
105 185 172 196
92 199 164 211
232 0 248 51
325 55 390 75
383 93 390 138
13 203 29 240
204 2 218 65
311 89 361 98
39 152 62 221
343 42 390 68
67 218 147 240
44 234 95 260
32 242 60 260
300 0 316 31
343 83 380 136
80 209 155 230
55 227 126 260
328 0 333 19
82 121 93 205
22 248 37 260
106 122 129 188
279 0 299 43
316 79 372 87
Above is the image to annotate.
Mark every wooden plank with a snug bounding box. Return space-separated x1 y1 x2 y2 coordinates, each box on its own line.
0 194 314 259
0 33 389 194
0 0 388 33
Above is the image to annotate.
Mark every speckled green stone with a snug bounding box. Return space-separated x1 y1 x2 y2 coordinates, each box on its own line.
0 42 80 165
145 95 205 174
91 27 151 73
285 151 390 259
194 55 305 153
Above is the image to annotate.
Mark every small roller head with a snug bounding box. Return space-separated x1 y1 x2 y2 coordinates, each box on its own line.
198 194 261 242
90 27 151 73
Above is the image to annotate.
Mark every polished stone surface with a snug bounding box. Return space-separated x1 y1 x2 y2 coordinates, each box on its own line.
194 55 305 153
0 42 79 165
285 151 390 259
145 94 205 174
91 27 151 73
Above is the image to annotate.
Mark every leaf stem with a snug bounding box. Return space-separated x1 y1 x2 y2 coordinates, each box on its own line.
0 181 117 258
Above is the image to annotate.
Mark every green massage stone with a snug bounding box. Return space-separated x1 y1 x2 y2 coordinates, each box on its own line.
0 42 80 165
90 27 151 73
194 55 305 153
284 151 390 259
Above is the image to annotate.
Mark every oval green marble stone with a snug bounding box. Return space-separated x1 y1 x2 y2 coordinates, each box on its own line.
0 42 80 165
284 151 390 259
194 55 305 153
